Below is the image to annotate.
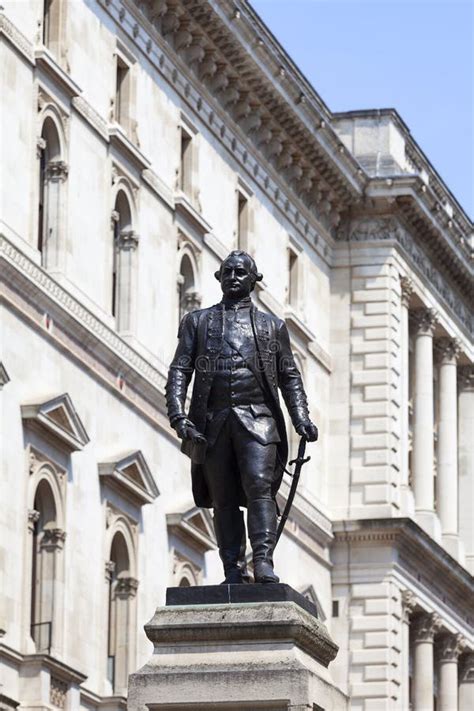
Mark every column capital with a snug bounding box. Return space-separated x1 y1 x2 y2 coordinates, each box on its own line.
401 589 417 622
436 632 466 662
436 337 462 365
412 611 442 642
40 527 67 551
400 276 415 307
459 651 474 682
115 576 139 599
458 365 474 391
411 308 438 336
117 229 139 251
45 160 69 182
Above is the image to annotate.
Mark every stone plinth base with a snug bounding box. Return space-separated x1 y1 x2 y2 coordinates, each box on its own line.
128 588 347 711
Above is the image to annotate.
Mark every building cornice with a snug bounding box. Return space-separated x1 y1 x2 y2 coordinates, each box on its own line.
337 216 472 341
0 233 171 432
333 518 474 619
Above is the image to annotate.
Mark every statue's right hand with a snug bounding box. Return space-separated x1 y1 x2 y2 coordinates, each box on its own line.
175 419 193 440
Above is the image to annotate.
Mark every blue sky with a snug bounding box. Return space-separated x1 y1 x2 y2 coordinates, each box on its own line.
250 0 474 218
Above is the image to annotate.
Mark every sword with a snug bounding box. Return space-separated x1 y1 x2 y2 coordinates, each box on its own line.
275 435 311 544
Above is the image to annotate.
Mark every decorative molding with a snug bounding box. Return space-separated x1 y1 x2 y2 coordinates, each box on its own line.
0 234 169 398
411 308 439 337
109 125 151 172
332 518 474 620
174 193 212 236
45 160 69 182
99 450 159 506
338 217 472 336
459 652 474 683
21 393 90 452
0 12 35 64
142 168 174 208
34 48 82 99
72 95 109 141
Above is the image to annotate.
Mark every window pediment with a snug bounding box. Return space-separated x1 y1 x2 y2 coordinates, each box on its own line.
167 500 216 554
99 451 159 506
0 362 10 389
21 394 89 452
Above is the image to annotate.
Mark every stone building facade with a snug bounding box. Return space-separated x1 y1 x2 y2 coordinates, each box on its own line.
0 1 472 710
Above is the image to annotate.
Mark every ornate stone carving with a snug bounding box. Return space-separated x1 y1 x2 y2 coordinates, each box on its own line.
115 576 139 599
27 509 40 533
45 160 69 182
411 308 438 336
436 633 466 662
40 527 67 550
412 612 442 643
50 676 68 709
105 560 116 581
435 337 461 364
401 589 417 622
181 289 201 313
400 276 414 307
116 229 140 251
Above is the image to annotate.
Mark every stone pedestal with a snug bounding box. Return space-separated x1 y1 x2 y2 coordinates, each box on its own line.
128 585 346 711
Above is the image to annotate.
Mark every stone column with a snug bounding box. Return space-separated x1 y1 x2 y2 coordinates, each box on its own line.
400 277 414 513
458 367 474 574
116 229 139 333
412 612 441 711
412 309 438 534
114 576 139 695
436 338 461 557
401 590 417 710
44 160 68 270
459 652 474 711
436 633 465 711
40 527 66 656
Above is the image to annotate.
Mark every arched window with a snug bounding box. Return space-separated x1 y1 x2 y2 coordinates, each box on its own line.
37 115 67 268
106 529 138 695
111 188 138 332
30 479 65 653
178 253 200 320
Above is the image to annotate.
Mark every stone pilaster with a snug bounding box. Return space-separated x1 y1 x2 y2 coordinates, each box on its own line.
115 230 139 333
411 308 438 537
400 276 415 515
436 338 461 558
348 259 403 519
115 576 139 599
458 366 474 574
436 633 465 711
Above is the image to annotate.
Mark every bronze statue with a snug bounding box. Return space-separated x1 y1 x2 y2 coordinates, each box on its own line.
166 251 318 584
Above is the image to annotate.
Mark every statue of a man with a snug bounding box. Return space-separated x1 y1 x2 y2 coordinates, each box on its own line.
166 251 318 584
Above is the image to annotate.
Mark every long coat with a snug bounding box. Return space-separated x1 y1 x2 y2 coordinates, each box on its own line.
166 303 310 508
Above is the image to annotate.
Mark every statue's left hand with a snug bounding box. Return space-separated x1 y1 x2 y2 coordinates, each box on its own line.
296 421 318 442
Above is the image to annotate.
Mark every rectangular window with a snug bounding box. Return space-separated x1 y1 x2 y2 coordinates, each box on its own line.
180 128 193 195
288 248 299 306
115 56 130 128
332 600 339 618
237 191 249 250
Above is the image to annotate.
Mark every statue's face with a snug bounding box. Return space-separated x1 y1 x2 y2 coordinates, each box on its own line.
219 254 254 300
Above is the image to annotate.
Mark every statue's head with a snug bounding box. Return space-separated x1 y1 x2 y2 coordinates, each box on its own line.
215 250 263 300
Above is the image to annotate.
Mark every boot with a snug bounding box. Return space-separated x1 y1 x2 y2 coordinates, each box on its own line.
213 508 250 585
247 498 280 584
